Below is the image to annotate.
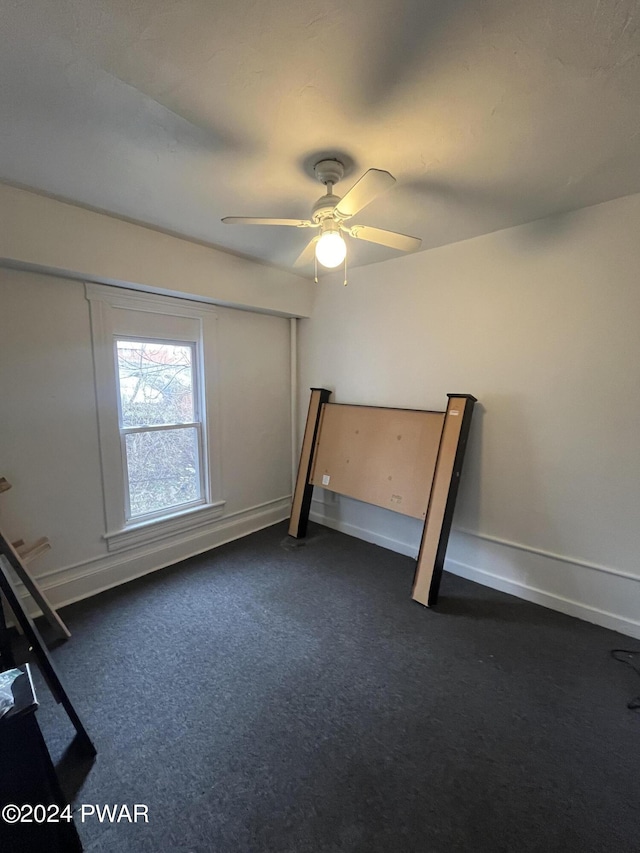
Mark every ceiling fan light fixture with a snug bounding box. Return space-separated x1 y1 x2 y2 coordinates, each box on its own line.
222 161 420 274
315 230 346 268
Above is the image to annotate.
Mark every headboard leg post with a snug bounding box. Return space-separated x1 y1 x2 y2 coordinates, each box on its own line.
412 394 477 606
288 388 331 538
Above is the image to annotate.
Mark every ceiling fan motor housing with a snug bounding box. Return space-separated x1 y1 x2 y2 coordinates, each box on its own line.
312 193 341 223
312 159 346 224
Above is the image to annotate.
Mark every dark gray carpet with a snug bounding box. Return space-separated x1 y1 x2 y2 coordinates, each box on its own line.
30 522 638 852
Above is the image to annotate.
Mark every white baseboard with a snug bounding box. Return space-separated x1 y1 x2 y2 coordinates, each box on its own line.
13 496 291 617
309 506 418 558
446 557 640 640
310 499 640 640
13 494 640 642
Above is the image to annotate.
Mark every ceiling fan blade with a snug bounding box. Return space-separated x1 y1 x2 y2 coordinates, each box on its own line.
294 236 319 267
222 217 315 227
335 169 396 219
349 224 421 253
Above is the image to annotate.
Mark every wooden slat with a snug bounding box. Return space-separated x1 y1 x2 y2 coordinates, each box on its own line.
16 536 51 564
0 480 70 640
0 529 70 639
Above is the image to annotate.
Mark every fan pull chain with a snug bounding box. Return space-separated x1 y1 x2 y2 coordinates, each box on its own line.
314 252 318 284
343 250 348 286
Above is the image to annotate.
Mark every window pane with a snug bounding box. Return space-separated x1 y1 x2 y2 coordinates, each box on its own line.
125 427 200 518
117 340 195 427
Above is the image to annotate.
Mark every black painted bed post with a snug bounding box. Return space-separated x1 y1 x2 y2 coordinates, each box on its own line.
289 388 331 538
0 560 96 756
412 394 477 606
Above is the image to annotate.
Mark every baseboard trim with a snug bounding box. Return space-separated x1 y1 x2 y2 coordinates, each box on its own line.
14 496 291 616
310 500 640 640
455 527 639 583
309 504 418 559
446 557 640 640
18 496 638 640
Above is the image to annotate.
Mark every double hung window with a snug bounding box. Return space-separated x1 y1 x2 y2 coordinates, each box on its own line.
115 338 204 520
87 285 224 552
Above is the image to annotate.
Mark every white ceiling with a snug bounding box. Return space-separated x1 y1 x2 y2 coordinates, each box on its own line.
2 0 640 271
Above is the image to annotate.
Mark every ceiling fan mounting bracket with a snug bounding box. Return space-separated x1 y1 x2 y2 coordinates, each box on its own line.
314 159 345 187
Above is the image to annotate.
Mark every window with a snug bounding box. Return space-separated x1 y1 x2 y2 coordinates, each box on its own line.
87 284 224 552
115 339 204 520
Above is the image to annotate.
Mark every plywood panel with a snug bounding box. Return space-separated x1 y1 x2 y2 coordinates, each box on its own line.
310 404 445 519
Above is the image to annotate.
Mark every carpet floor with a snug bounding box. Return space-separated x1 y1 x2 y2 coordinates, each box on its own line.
26 522 640 852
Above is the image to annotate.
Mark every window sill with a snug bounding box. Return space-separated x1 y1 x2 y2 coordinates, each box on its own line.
104 500 226 553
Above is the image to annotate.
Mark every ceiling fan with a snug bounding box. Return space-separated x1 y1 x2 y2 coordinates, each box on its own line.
222 159 421 283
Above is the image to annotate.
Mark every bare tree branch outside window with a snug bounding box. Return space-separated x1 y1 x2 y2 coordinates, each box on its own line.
116 340 202 517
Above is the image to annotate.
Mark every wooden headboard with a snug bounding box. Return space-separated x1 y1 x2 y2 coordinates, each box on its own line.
289 389 477 607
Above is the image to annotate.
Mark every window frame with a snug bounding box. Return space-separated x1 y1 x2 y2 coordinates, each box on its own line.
86 284 225 553
114 335 207 523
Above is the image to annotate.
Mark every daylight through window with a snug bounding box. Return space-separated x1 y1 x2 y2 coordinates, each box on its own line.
115 339 205 520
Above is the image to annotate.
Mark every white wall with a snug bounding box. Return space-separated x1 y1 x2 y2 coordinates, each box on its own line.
299 193 640 638
0 183 314 318
0 267 293 608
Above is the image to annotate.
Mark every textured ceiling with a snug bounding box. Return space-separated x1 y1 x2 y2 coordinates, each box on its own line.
2 0 640 271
